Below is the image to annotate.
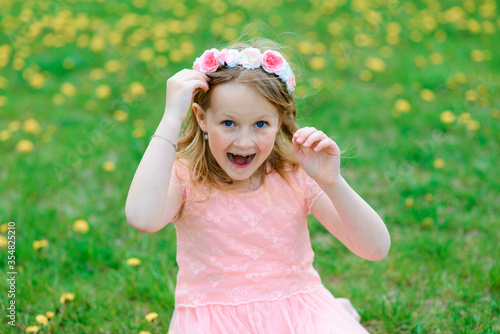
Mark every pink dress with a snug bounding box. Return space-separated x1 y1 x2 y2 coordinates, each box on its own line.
167 160 369 333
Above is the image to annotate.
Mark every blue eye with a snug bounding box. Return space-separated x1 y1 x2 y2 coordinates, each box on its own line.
223 121 234 127
255 121 267 128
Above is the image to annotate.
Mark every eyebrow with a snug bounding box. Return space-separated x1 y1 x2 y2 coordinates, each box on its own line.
218 112 274 120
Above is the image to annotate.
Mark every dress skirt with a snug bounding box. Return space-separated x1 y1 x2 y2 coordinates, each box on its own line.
168 285 369 333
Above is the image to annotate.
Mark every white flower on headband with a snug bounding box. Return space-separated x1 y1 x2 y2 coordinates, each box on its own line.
193 47 296 93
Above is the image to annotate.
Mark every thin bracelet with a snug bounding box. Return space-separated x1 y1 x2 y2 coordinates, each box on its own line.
150 134 178 151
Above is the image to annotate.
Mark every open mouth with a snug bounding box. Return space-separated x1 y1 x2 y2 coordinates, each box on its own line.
227 153 256 166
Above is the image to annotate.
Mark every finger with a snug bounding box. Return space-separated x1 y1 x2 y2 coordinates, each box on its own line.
293 127 317 144
291 136 305 159
313 138 337 153
302 131 327 148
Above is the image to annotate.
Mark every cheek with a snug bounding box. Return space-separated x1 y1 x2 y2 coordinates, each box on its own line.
208 131 229 155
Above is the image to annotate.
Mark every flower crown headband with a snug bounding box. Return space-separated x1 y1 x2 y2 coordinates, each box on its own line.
193 47 296 94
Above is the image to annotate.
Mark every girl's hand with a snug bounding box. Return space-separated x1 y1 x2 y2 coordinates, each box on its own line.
164 69 211 123
292 127 342 187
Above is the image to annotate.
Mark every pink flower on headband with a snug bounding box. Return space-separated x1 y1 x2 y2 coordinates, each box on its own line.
217 49 240 67
262 50 286 75
195 48 220 73
193 47 296 94
239 47 262 69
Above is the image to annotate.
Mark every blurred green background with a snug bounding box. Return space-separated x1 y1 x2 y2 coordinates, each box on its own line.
1 0 499 333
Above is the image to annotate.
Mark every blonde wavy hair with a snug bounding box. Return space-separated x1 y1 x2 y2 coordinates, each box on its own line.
175 40 301 195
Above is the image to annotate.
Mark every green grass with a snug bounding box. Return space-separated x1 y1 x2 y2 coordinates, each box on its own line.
1 0 499 333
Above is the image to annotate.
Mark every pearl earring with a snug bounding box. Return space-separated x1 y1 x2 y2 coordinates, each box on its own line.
203 129 208 140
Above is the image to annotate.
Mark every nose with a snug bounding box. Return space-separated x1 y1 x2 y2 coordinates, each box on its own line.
234 129 254 149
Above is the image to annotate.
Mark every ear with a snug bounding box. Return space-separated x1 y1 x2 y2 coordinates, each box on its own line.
192 103 207 130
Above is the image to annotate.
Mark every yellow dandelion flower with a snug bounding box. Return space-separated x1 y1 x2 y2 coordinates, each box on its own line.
414 55 427 68
269 14 282 27
85 100 97 111
130 82 146 97
60 293 75 303
0 95 7 106
443 6 465 23
458 112 471 124
114 109 128 122
433 158 445 169
465 90 478 101
310 78 323 90
454 72 467 84
30 73 46 89
423 217 434 228
0 76 8 88
467 19 481 33
354 33 372 47
386 22 401 34
26 326 39 333
471 50 485 62
180 41 195 56
420 89 435 102
169 50 184 63
35 314 48 326
132 0 148 9
365 57 386 72
90 68 105 80
482 21 496 34
103 161 116 172
33 239 49 250
90 35 106 52
23 119 42 135
73 219 89 234
17 139 34 153
491 108 500 119
154 39 169 53
132 127 146 138
145 312 159 321
1 223 8 233
395 99 411 112
155 55 168 68
297 41 314 55
60 82 77 97
139 48 155 62
0 129 9 141
96 84 111 99
46 311 55 319
405 198 414 207
440 111 455 124
379 46 393 58
434 29 447 43
9 121 20 131
138 331 151 334
105 60 121 73
53 93 65 105
425 194 434 201
409 30 423 43
127 257 141 266
429 53 444 65
310 57 326 71
359 70 372 81
0 235 7 248
466 119 480 131
327 22 343 36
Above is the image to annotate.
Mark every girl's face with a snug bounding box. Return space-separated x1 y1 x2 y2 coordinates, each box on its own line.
193 82 281 190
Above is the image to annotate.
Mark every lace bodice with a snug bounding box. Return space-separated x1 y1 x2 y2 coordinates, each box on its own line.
169 160 325 307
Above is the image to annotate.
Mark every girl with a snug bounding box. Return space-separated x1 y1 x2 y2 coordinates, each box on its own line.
125 41 390 333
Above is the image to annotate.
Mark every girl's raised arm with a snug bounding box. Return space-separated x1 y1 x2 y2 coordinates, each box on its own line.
125 70 210 233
